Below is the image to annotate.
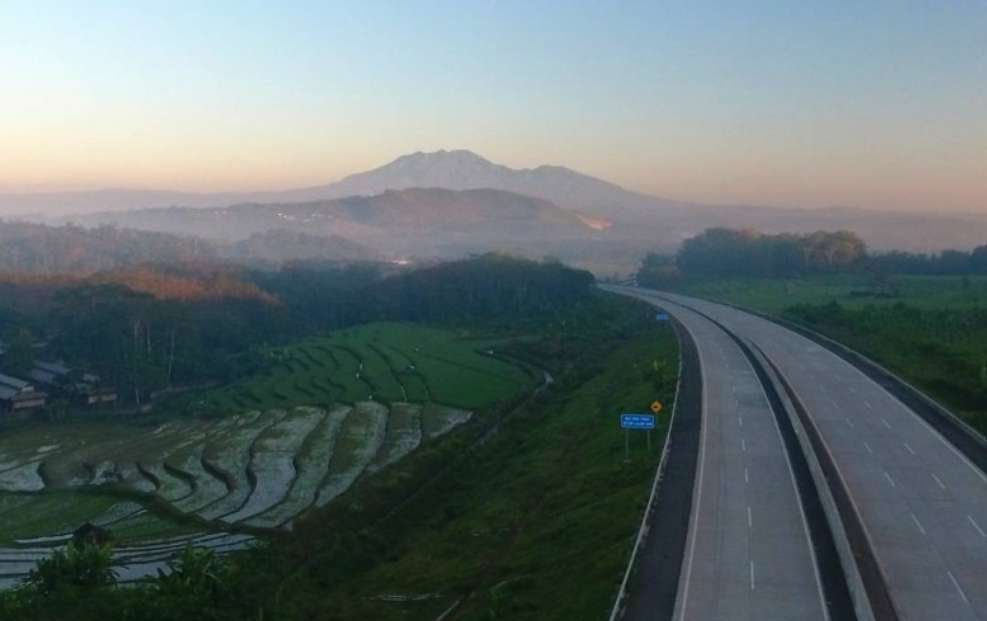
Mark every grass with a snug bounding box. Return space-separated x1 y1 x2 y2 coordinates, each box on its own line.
0 492 121 543
0 321 523 549
680 273 987 313
0 295 663 605
263 303 679 620
678 274 987 434
192 322 534 414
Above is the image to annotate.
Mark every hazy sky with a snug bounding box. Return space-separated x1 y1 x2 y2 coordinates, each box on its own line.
2 1 985 213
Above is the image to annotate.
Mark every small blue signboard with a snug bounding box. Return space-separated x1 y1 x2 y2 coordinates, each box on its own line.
655 311 670 322
620 413 656 430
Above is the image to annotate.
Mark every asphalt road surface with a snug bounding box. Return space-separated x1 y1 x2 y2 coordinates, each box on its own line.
639 296 828 620
636 289 987 621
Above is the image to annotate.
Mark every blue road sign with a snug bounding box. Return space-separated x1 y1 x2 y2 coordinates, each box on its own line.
655 312 670 321
620 413 656 430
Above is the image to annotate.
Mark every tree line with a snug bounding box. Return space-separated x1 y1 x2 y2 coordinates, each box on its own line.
1 254 595 407
637 227 987 286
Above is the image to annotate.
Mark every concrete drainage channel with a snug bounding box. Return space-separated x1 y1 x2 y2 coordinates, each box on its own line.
607 294 903 621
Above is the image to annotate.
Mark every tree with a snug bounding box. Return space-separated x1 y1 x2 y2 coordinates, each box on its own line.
26 542 116 595
1 328 34 376
674 228 866 277
971 245 987 273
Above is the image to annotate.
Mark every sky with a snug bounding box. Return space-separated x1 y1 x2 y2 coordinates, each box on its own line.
1 1 985 213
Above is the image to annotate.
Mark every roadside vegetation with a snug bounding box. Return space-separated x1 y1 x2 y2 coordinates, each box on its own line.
635 227 987 435
0 288 679 620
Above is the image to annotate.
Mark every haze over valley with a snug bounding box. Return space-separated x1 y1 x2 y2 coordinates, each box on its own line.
2 149 986 276
3 4 987 620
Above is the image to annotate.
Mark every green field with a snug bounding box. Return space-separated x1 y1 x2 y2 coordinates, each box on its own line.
678 274 987 434
0 288 685 620
262 306 680 620
198 322 535 413
680 273 987 313
0 321 538 588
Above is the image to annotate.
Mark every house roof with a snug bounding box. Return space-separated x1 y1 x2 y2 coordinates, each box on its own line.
35 360 71 376
0 373 32 402
0 373 29 391
29 369 58 385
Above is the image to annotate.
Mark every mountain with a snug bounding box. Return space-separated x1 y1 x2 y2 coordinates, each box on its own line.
80 187 601 257
289 149 675 220
0 150 668 222
6 149 987 265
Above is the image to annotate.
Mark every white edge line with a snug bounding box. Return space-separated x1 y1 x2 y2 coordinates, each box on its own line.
743 341 831 621
628 288 829 619
752 344 893 621
606 298 686 621
667 306 708 621
759 310 987 487
655 286 987 487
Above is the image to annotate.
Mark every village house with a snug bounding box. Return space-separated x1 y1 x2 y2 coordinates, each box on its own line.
28 360 118 408
0 372 46 414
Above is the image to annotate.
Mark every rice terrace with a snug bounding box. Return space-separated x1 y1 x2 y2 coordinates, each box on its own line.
0 322 537 587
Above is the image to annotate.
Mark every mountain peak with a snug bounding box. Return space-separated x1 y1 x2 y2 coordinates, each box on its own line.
389 149 494 168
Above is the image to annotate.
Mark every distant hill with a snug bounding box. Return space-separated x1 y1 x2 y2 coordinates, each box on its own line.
0 221 217 274
79 187 601 257
0 150 666 222
291 149 671 220
228 230 378 264
0 221 376 275
5 149 987 268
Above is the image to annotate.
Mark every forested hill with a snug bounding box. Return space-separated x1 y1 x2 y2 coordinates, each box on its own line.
369 254 595 321
1 254 595 407
0 221 217 274
635 227 987 288
0 221 379 275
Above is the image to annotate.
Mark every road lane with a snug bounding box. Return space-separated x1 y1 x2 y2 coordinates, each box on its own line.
647 290 987 621
657 299 827 621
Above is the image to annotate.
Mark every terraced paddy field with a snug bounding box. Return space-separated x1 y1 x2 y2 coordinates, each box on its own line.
197 322 533 412
0 322 535 587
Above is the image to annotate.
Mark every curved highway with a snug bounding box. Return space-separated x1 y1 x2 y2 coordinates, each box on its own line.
629 295 829 620
620 287 987 621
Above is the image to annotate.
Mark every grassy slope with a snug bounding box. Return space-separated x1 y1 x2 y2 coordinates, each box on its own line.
0 292 682 621
679 274 987 433
196 322 534 414
681 273 987 312
264 301 678 620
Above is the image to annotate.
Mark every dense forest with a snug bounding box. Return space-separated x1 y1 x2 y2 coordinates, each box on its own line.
636 227 987 287
866 247 987 275
676 228 867 277
0 220 376 275
0 254 595 406
0 221 217 274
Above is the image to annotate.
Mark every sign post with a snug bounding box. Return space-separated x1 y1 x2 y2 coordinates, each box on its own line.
647 401 663 450
620 413 657 461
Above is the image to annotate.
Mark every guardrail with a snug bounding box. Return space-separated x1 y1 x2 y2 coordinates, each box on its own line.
748 344 880 621
704 299 987 475
634 288 894 621
607 317 685 621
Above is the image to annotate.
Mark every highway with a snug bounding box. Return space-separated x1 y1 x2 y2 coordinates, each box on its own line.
622 288 987 620
640 297 828 620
